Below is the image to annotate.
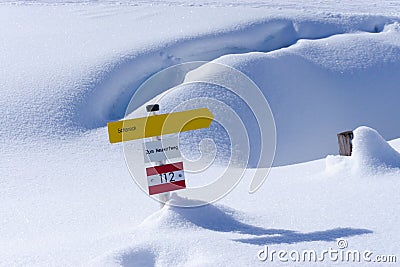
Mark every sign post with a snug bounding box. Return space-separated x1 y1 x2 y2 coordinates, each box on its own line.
107 105 214 208
146 104 171 207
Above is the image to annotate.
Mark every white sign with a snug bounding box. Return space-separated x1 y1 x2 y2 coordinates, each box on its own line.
143 138 181 163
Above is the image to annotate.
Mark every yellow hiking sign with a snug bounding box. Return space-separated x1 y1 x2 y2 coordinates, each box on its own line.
107 108 214 143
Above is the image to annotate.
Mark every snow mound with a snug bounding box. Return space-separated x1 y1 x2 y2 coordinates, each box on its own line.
215 24 400 165
352 126 400 170
139 194 257 233
326 126 400 174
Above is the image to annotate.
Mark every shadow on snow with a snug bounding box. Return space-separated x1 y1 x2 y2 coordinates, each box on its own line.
166 200 372 245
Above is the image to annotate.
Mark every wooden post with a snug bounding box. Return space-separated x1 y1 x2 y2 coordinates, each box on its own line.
146 104 170 208
337 131 354 156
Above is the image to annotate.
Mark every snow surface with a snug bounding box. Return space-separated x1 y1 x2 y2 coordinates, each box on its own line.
1 1 400 266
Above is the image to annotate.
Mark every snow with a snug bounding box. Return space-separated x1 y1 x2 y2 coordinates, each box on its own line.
352 126 400 171
1 1 400 266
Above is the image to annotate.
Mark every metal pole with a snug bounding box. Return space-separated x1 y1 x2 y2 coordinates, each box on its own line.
146 104 170 209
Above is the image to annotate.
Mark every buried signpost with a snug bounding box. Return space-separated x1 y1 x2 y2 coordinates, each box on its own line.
110 62 276 207
107 104 214 206
337 130 354 156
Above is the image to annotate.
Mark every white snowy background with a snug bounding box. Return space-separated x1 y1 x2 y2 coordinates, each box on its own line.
1 1 399 266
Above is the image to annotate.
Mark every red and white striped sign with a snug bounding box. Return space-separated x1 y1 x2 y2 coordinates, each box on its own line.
146 162 186 195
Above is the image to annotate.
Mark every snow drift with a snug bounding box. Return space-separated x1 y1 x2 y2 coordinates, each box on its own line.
352 126 400 170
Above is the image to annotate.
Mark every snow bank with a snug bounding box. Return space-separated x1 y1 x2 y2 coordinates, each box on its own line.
77 14 399 135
